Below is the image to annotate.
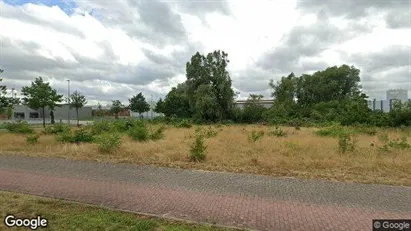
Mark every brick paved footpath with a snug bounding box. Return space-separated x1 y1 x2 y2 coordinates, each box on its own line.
0 155 410 231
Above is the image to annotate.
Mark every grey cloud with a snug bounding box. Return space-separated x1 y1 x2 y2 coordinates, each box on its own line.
172 0 231 16
257 13 350 73
1 36 175 86
343 46 410 73
385 10 410 29
0 2 85 38
75 0 187 48
297 0 408 18
297 0 410 29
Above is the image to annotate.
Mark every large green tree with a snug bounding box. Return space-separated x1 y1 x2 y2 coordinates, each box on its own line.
70 91 88 127
110 100 124 119
129 93 150 117
0 69 10 114
21 77 63 127
185 50 235 121
266 65 369 124
162 83 190 118
154 98 165 114
241 94 267 123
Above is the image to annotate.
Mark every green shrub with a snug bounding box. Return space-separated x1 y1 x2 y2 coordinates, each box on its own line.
56 128 94 143
204 126 218 138
4 121 34 134
128 125 149 141
189 134 206 162
338 133 357 154
26 134 40 144
353 126 377 136
94 132 122 153
71 128 94 143
315 125 352 137
388 136 411 150
268 127 287 137
43 123 70 135
175 119 192 128
112 119 130 132
56 130 74 143
248 130 265 143
91 120 115 135
149 126 165 141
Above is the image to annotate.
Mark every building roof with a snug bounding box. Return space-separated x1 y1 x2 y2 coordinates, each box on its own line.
235 99 275 104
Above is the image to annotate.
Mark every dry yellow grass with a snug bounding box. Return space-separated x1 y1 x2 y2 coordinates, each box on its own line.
0 125 410 186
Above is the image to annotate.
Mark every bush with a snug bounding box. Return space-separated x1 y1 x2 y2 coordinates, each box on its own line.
94 132 122 153
248 130 265 143
204 126 218 138
26 134 40 144
56 128 94 144
268 127 287 137
388 136 411 150
56 130 74 143
71 128 94 143
338 133 357 154
315 125 352 137
128 125 149 141
149 126 165 141
91 120 115 135
43 123 70 135
353 126 377 136
4 121 34 134
189 134 206 162
175 119 192 128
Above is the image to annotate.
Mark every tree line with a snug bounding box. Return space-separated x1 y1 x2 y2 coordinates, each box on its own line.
152 50 411 127
2 49 411 128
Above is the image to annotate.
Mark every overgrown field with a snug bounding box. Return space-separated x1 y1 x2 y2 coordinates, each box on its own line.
0 191 232 231
0 120 410 186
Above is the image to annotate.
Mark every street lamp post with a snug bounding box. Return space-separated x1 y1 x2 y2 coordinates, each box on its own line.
151 94 153 119
67 80 70 124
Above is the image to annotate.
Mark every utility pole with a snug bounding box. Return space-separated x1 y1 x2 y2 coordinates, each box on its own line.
151 94 153 119
67 80 70 124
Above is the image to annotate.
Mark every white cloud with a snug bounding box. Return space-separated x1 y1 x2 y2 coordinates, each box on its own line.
0 0 409 104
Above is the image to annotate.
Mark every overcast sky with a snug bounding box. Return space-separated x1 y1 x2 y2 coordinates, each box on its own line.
0 0 410 106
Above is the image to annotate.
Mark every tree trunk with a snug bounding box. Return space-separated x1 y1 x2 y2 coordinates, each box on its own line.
76 109 79 127
42 107 45 128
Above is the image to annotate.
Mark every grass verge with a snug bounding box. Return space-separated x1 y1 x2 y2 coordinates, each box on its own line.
0 191 235 231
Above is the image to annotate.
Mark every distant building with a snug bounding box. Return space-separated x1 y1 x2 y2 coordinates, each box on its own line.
367 89 410 112
387 89 408 103
235 99 274 109
10 104 92 120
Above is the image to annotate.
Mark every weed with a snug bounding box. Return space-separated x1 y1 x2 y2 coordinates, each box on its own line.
204 126 218 138
91 120 115 135
128 125 149 142
175 119 192 128
338 133 357 154
26 134 40 144
71 128 94 143
94 132 122 153
56 130 73 143
248 130 265 143
4 121 34 134
315 125 351 137
353 126 377 136
388 136 410 150
268 127 287 137
43 123 70 135
149 126 165 141
189 133 206 162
